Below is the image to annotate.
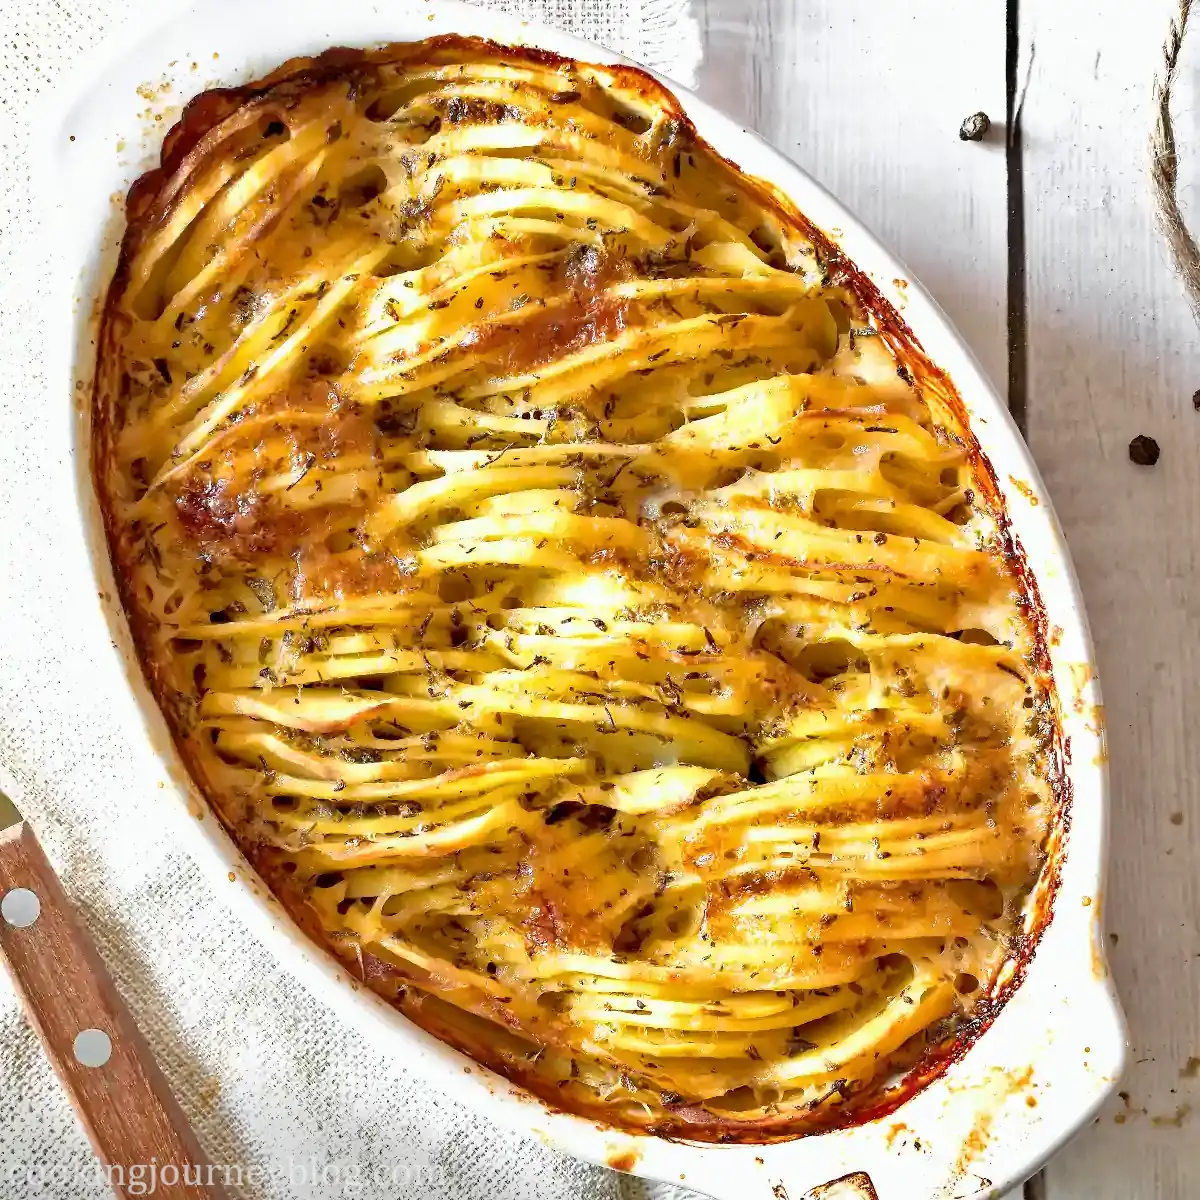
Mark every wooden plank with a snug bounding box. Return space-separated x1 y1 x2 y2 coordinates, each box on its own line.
1019 0 1200 1196
695 0 1010 397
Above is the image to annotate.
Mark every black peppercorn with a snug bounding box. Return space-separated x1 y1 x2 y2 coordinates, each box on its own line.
1192 388 1200 411
959 112 991 142
1128 434 1161 466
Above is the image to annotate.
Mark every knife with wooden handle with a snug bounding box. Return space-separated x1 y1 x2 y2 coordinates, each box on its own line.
0 791 227 1199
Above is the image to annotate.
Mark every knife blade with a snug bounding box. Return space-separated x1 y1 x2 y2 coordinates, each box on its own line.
0 791 226 1199
0 789 19 831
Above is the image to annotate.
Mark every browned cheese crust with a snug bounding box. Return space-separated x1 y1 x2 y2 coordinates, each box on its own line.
93 36 1066 1141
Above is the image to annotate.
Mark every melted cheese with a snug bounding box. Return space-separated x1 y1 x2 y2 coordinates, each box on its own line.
93 37 1056 1137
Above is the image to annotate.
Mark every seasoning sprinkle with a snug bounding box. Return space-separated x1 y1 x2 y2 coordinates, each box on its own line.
1128 433 1161 466
958 112 991 142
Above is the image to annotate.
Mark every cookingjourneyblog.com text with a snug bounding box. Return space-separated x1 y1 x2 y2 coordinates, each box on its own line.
6 1155 430 1196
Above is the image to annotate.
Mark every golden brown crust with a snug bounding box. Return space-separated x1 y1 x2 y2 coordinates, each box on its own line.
93 35 1066 1143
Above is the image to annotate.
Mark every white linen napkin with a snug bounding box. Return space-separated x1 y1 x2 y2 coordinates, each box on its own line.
0 1 700 1196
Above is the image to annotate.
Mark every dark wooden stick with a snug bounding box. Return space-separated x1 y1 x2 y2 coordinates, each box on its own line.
0 821 227 1199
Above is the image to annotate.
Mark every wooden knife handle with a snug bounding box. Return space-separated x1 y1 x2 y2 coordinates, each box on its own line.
0 822 226 1199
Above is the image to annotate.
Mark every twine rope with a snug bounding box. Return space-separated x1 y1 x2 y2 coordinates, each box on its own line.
1150 0 1200 327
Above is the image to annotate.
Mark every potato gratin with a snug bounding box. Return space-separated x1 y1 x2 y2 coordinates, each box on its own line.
94 37 1061 1139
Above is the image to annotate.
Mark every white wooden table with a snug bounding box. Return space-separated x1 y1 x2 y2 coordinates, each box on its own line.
692 0 1200 1196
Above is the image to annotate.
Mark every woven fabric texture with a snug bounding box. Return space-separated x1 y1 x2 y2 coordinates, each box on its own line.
0 2 700 1197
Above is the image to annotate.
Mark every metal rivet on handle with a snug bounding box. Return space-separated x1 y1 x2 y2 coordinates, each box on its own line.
73 1028 113 1069
1 887 41 928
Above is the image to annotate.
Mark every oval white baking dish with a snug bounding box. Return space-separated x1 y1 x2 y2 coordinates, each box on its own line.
34 2 1126 1196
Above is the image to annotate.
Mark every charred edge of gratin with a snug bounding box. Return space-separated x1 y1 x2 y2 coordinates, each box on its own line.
91 34 1069 1144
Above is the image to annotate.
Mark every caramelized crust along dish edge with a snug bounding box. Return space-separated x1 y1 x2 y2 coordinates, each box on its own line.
92 36 1067 1143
